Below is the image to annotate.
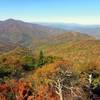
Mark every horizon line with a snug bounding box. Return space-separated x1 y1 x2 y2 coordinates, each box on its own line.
1 18 100 25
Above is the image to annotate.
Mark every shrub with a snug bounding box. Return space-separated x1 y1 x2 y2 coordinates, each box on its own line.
22 56 36 71
6 91 15 100
0 64 12 78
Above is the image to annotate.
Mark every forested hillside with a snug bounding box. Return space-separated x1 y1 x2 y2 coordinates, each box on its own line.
0 19 100 100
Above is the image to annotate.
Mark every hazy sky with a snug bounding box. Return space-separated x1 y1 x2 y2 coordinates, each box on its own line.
0 0 100 24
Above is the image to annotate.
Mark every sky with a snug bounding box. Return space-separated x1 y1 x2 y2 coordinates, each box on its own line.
0 0 100 24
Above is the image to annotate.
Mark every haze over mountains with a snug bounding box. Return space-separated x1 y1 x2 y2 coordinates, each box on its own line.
0 19 100 100
0 19 93 52
41 23 100 38
0 19 66 45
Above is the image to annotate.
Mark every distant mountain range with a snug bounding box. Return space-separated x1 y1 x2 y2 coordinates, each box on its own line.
0 19 67 46
0 19 94 52
41 23 100 38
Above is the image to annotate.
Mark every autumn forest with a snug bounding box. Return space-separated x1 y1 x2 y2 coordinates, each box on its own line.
0 19 99 100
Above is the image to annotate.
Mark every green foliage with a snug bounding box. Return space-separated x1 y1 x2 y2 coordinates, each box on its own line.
7 91 15 100
45 56 54 63
11 68 23 79
22 55 36 71
0 64 12 78
92 71 100 88
37 50 54 68
92 77 100 88
0 78 4 83
38 50 46 67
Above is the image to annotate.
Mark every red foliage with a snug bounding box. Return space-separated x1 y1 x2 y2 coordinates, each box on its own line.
0 79 59 100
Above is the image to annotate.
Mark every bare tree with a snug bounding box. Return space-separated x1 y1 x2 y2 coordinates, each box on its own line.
49 64 77 100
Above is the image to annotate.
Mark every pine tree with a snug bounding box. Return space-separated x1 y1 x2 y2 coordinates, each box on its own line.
38 50 45 67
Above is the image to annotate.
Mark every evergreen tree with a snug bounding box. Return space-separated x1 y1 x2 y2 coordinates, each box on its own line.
38 50 46 67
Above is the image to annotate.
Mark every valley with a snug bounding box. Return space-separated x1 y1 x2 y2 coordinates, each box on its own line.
0 19 100 100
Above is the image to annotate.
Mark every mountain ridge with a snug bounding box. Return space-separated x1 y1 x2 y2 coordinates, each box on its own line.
0 19 94 52
40 23 100 38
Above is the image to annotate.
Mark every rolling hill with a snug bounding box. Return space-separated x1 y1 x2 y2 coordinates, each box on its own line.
35 39 100 72
0 19 66 47
41 23 100 38
0 19 94 52
0 19 99 100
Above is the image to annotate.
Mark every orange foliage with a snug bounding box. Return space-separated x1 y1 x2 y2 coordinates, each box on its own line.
0 79 59 100
33 60 73 78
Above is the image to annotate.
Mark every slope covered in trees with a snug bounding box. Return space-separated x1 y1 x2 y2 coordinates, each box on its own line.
0 39 100 100
0 19 93 50
36 40 100 72
0 19 100 100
